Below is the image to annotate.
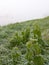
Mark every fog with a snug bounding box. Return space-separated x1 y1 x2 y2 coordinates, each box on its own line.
0 0 49 25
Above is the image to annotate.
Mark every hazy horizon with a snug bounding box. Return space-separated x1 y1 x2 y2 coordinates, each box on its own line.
0 0 49 25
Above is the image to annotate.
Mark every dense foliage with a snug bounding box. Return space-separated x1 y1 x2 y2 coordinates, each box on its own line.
0 16 49 65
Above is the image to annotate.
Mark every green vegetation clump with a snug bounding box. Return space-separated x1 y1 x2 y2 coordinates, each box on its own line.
0 16 49 65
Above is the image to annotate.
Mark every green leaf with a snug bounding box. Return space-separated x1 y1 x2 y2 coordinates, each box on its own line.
33 55 44 65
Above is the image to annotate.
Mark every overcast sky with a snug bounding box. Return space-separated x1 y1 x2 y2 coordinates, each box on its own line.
0 0 49 25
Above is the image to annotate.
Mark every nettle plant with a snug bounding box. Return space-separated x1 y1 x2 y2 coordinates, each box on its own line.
9 25 48 65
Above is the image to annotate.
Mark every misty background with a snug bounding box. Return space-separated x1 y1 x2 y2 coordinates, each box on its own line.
0 0 49 26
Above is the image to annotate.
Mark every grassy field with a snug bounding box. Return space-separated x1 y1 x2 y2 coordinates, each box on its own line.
0 16 49 65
